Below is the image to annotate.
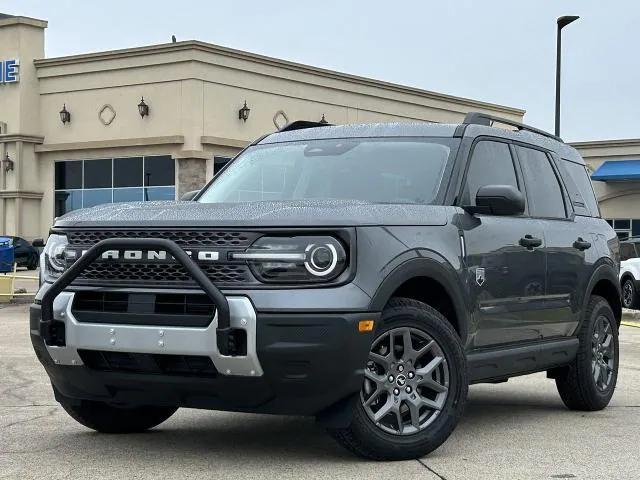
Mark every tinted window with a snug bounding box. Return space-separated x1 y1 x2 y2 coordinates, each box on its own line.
214 156 232 175
462 141 519 206
55 161 82 189
114 157 143 187
517 146 566 218
83 189 113 208
561 159 599 217
84 159 112 188
620 242 638 261
55 190 82 217
144 155 174 186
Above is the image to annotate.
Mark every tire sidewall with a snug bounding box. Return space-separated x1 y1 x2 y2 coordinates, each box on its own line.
351 301 468 456
579 298 619 405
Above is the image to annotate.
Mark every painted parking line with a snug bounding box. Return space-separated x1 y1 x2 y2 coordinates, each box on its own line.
622 320 640 328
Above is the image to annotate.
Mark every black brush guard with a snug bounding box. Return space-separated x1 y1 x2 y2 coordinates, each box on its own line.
40 238 234 355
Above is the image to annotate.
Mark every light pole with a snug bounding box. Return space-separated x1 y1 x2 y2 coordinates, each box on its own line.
555 15 579 137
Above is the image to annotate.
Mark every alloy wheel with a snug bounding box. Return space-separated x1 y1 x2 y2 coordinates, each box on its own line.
622 280 634 308
591 315 615 391
360 327 449 435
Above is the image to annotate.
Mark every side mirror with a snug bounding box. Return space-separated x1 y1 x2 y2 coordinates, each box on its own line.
32 238 45 248
180 190 200 201
465 185 525 216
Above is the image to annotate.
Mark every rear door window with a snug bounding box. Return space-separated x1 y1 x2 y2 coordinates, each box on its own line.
516 146 566 219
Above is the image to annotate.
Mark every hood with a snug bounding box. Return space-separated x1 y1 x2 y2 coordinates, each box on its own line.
54 200 448 228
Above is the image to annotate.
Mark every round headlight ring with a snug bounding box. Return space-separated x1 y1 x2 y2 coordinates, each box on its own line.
304 243 338 277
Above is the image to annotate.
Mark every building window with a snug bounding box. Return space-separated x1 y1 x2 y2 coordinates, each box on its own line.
54 155 175 217
214 156 232 175
607 218 640 240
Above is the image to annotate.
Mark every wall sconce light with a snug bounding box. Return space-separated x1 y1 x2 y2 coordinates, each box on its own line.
3 153 14 172
59 104 71 124
319 114 328 124
238 101 251 122
138 97 150 118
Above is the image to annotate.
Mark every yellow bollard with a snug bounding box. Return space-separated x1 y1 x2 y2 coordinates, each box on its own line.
0 264 16 303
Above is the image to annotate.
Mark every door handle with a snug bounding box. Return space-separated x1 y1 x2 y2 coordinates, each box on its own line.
573 237 592 251
519 235 543 250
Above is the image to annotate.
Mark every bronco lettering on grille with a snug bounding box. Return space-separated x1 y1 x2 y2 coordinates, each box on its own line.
71 249 220 262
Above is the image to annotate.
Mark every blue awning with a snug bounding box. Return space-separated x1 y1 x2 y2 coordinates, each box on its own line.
591 160 640 181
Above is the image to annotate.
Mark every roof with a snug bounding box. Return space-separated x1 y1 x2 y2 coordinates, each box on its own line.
34 40 524 118
0 14 47 28
259 121 584 165
591 160 640 182
260 122 459 144
571 138 640 149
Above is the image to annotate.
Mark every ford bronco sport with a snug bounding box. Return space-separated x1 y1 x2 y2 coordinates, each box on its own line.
30 113 621 460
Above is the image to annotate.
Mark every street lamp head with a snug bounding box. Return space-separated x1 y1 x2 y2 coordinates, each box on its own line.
557 15 580 29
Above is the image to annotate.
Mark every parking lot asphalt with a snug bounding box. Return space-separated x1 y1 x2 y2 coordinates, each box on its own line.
2 302 639 480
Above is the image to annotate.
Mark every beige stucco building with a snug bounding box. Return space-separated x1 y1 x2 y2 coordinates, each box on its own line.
572 139 640 239
0 14 526 240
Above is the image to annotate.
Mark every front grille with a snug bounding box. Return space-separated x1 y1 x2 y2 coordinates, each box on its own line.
72 291 216 327
64 229 261 287
67 229 258 248
78 350 217 377
78 263 253 286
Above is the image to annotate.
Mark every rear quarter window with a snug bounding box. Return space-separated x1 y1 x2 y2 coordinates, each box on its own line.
560 159 600 217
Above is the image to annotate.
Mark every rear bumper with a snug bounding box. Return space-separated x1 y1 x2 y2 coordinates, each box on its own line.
30 296 377 415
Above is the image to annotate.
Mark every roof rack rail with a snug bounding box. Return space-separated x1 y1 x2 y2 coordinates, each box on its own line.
464 112 562 142
278 120 333 132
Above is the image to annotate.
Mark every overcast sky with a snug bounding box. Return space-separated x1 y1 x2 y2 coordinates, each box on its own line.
3 0 638 142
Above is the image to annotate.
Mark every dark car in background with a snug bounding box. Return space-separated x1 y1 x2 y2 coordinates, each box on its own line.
11 236 39 270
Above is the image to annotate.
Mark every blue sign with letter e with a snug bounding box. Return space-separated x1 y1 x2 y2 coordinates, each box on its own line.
0 59 19 83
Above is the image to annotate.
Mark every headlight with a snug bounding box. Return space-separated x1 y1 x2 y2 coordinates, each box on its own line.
42 234 68 281
232 236 347 283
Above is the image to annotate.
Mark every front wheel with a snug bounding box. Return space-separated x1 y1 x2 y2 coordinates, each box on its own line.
329 297 468 461
58 395 178 433
555 295 619 411
621 277 638 309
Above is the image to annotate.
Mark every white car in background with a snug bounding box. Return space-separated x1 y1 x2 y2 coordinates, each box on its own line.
619 239 640 309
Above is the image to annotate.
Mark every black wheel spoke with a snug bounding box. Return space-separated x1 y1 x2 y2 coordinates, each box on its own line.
591 314 616 391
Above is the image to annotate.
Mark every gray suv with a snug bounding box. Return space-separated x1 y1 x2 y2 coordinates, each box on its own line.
30 113 621 460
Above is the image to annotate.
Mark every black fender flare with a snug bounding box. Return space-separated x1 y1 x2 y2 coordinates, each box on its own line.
368 256 469 342
583 261 622 324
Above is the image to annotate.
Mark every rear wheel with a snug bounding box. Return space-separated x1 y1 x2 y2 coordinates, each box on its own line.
329 297 467 460
58 396 178 433
621 277 638 309
555 295 619 411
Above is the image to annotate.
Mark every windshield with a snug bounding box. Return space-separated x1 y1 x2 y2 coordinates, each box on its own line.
198 137 458 205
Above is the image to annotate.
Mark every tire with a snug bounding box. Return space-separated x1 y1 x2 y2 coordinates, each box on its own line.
27 257 39 271
621 277 638 309
555 295 619 411
328 297 468 461
58 396 178 433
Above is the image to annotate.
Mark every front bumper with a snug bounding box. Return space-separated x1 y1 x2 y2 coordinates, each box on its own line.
30 294 378 415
